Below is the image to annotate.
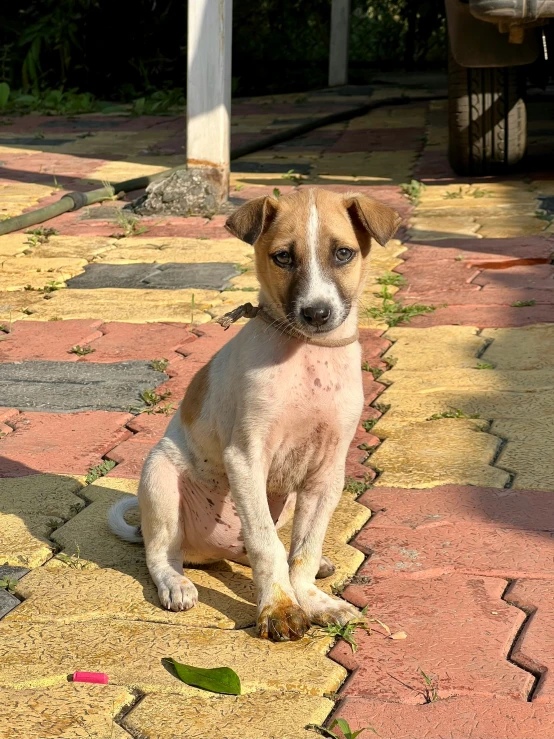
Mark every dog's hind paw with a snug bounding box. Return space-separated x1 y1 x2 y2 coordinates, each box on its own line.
157 574 198 612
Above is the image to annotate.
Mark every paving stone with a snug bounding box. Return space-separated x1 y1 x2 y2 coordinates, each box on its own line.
0 475 84 567
26 235 118 260
24 288 217 322
404 303 554 328
409 216 481 240
332 696 554 739
383 325 484 369
504 579 554 702
356 525 554 579
482 325 554 369
361 485 554 531
122 691 333 739
395 259 480 292
402 236 554 262
1 684 133 739
0 320 103 361
0 256 87 291
8 564 256 630
0 360 167 412
66 262 240 290
492 418 554 491
473 264 554 290
0 412 132 477
478 216 548 238
81 321 195 362
331 575 532 702
370 419 509 488
0 589 19 618
0 619 344 695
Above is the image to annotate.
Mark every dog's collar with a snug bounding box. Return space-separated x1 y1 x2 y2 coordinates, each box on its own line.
215 302 359 348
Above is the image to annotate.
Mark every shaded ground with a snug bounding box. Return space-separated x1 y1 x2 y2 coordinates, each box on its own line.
0 77 554 738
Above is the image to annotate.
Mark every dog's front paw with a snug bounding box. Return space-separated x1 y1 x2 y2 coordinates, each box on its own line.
297 587 360 627
257 601 311 642
157 573 198 612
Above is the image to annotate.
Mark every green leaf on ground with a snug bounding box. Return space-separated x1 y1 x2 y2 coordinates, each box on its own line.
165 658 241 695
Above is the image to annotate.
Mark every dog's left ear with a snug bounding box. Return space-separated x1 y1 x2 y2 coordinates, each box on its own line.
225 196 279 245
344 194 401 250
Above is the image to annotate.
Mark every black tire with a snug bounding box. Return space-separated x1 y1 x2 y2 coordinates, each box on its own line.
448 50 527 176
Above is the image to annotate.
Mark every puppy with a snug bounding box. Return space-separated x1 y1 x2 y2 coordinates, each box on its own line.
108 188 400 641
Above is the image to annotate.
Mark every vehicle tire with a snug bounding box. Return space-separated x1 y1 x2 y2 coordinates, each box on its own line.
448 49 527 176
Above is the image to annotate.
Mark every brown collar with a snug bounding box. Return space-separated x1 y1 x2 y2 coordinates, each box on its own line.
215 303 359 348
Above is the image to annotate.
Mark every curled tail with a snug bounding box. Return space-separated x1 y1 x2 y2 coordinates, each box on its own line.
108 496 143 543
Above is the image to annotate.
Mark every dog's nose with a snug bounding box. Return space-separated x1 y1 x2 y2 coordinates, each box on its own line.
301 303 331 326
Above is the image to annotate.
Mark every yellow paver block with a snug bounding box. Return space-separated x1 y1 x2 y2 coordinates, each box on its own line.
0 684 134 739
23 288 217 322
0 183 55 218
375 367 554 427
384 326 485 370
370 418 510 488
315 151 416 186
0 475 84 568
0 234 29 258
481 325 554 369
408 216 481 240
23 235 119 261
87 161 167 184
0 290 44 320
0 619 344 695
347 108 427 129
227 269 259 291
492 418 554 491
0 257 87 291
419 182 537 204
477 216 548 238
8 565 256 630
103 236 252 265
122 690 334 739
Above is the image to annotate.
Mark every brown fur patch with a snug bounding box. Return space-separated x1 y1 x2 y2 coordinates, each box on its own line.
257 584 311 641
180 361 210 426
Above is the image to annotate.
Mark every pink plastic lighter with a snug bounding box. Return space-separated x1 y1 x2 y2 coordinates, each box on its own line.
73 671 109 684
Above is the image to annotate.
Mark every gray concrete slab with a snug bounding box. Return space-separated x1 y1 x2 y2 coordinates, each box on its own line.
66 262 239 291
0 361 168 412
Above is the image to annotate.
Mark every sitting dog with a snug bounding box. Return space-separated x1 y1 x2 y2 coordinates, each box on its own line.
108 188 400 641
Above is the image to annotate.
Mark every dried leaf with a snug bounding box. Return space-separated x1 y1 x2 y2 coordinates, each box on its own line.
390 630 408 640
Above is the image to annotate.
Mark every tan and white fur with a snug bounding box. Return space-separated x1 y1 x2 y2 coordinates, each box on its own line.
108 188 400 641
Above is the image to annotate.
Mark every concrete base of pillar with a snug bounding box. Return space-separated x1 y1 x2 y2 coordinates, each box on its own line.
135 167 228 217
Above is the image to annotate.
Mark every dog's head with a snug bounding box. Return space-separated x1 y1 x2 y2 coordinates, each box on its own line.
225 188 401 335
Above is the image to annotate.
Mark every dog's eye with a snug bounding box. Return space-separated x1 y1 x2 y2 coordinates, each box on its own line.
272 251 292 267
335 247 354 263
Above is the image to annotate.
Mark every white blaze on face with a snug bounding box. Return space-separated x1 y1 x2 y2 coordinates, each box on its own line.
298 191 343 322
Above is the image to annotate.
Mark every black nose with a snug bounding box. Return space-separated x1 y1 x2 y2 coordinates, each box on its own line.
302 303 331 327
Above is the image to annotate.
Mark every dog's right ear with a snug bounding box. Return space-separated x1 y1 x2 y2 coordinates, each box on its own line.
225 196 278 245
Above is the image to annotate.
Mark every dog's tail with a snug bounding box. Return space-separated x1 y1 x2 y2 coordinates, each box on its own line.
107 496 143 543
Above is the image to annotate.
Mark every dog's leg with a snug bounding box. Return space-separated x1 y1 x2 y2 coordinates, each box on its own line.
139 450 198 612
288 464 359 626
224 448 311 641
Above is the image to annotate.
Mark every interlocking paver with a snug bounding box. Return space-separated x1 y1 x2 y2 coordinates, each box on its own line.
0 360 167 412
0 320 102 361
0 684 134 739
0 411 132 476
332 697 554 739
80 321 196 362
331 575 532 702
122 691 333 739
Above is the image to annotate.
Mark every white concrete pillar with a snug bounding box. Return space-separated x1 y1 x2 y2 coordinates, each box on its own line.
328 0 351 87
187 0 232 198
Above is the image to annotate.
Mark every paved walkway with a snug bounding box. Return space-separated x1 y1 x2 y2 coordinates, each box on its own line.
0 79 554 738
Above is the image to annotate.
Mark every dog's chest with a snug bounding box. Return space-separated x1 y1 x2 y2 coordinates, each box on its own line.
264 348 363 492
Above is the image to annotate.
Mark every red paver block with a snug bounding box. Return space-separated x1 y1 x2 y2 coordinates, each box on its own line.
0 320 103 362
106 413 173 479
359 329 390 365
331 575 532 702
398 287 554 305
406 304 554 328
330 128 425 153
332 696 554 738
395 260 481 292
81 322 196 363
361 485 554 531
355 526 554 579
474 264 554 290
0 411 132 477
505 579 554 703
403 236 554 262
177 324 241 364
